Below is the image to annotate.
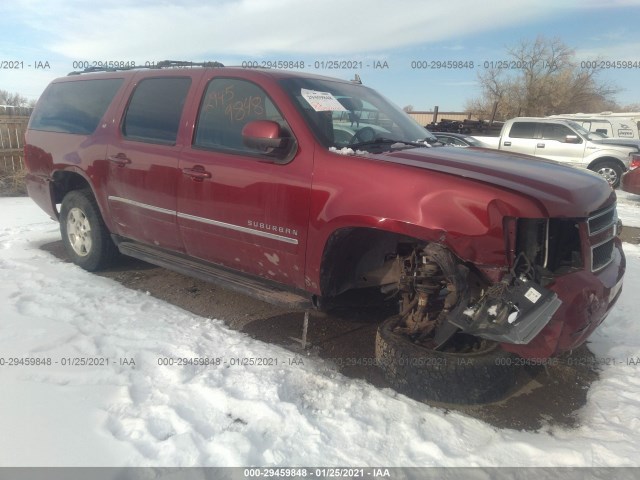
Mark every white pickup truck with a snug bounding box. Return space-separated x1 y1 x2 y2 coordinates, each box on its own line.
474 117 640 187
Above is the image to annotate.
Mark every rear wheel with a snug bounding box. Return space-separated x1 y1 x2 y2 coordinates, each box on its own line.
59 189 118 271
591 160 623 188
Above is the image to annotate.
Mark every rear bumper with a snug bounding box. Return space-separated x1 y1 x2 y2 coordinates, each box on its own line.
502 238 625 358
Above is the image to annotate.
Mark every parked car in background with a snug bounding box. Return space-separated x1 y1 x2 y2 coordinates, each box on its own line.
621 157 640 195
431 132 492 147
477 117 640 187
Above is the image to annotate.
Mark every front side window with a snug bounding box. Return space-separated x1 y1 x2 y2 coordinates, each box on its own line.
30 79 123 134
541 123 579 142
193 78 289 153
279 77 436 152
122 77 191 144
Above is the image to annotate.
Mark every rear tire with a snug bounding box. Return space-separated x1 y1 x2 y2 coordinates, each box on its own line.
59 189 118 271
375 315 520 404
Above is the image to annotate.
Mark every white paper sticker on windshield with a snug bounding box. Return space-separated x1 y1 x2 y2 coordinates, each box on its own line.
301 88 347 112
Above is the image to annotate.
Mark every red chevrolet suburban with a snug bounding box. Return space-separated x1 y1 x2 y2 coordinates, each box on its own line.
24 62 625 402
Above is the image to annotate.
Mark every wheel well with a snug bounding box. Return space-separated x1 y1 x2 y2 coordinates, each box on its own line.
319 227 420 297
587 157 626 172
51 171 91 204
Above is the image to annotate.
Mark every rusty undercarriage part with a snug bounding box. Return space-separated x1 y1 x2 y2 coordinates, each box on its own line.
393 243 562 349
394 243 466 349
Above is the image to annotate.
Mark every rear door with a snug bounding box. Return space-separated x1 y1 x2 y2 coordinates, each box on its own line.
106 74 194 252
176 75 313 289
501 121 538 155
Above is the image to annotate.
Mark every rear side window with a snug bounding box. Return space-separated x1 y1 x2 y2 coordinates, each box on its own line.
29 79 123 134
508 122 537 139
122 77 191 145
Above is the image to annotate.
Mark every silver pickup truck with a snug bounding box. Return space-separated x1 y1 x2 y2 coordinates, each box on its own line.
475 117 640 187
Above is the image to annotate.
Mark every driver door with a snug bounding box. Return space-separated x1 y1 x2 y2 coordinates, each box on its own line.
534 123 586 165
177 76 313 289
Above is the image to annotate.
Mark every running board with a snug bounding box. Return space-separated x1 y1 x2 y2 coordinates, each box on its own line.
116 240 313 310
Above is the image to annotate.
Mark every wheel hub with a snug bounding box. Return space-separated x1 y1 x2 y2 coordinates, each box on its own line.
66 207 92 257
597 166 618 186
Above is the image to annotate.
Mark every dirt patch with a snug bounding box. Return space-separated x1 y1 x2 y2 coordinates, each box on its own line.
620 224 640 244
41 237 630 431
0 165 27 196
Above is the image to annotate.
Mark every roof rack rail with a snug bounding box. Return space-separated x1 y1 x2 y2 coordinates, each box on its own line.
68 60 224 76
155 60 225 68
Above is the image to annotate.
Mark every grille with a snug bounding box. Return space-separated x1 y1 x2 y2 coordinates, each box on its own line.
588 205 617 235
587 204 618 272
592 239 615 271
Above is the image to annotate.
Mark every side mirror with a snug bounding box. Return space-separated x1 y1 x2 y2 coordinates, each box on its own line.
242 120 285 153
564 135 580 144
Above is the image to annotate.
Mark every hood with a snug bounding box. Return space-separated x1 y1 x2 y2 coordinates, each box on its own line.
591 138 640 152
371 147 615 217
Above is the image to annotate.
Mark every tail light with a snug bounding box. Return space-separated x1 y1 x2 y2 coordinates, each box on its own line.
629 154 640 170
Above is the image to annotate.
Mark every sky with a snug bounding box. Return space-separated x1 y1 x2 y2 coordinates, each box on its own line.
1 0 640 111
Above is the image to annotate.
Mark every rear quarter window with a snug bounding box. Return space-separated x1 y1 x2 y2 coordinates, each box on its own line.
29 79 123 134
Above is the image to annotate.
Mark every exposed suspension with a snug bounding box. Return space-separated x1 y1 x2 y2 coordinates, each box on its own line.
395 245 459 346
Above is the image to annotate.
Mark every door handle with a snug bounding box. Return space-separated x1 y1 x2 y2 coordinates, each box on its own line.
108 153 131 167
503 141 511 146
537 143 545 148
182 167 211 181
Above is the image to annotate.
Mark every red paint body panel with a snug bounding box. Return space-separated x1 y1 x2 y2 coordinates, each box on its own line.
621 167 640 195
24 67 626 359
503 238 625 358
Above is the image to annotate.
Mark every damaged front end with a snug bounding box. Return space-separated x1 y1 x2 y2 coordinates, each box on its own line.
393 215 585 349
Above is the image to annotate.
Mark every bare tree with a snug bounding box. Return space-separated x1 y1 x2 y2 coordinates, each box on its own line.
403 105 414 112
466 37 619 120
0 89 29 107
621 103 640 112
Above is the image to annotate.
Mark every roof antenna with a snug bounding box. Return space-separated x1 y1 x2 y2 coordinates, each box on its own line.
351 73 362 84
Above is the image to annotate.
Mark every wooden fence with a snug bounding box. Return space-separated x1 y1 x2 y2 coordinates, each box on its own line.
0 115 30 173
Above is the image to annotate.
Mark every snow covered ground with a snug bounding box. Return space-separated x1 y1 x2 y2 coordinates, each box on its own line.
1 195 640 468
617 190 640 228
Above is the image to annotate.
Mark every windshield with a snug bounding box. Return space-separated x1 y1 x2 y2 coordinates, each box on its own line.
463 136 486 147
280 77 436 151
566 120 604 140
